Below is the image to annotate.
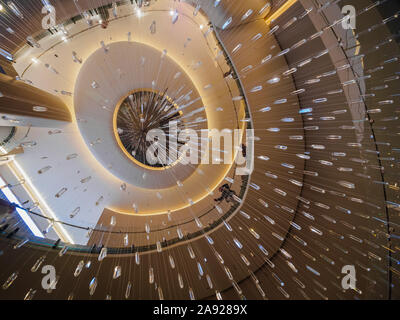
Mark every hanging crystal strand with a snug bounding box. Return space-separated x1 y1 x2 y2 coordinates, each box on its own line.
31 256 46 272
156 241 162 252
215 251 224 264
2 272 18 290
187 245 195 259
232 280 242 296
74 260 85 277
256 283 266 298
24 288 37 300
149 267 154 284
110 216 116 226
89 277 97 296
188 288 195 300
215 291 223 300
98 247 107 261
197 262 204 277
59 245 68 257
177 227 183 239
169 255 175 269
178 273 184 289
113 266 121 279
43 220 54 235
13 238 29 249
24 288 36 300
135 251 140 265
195 217 202 228
123 234 129 247
125 282 132 299
206 275 213 289
240 253 250 266
158 287 164 300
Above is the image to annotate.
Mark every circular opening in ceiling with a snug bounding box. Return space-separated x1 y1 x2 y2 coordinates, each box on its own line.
113 89 185 169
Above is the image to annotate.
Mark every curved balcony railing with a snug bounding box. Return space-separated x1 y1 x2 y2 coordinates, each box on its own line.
1 2 254 255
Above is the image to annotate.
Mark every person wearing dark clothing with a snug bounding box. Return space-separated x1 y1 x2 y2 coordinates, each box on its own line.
214 184 237 203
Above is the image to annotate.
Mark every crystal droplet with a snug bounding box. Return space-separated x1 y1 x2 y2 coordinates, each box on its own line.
66 153 78 160
55 187 67 198
89 277 97 296
135 252 140 265
195 218 203 228
110 216 116 226
98 247 107 261
177 227 183 239
74 260 84 277
189 288 195 300
59 246 68 256
80 176 91 184
125 282 132 299
31 256 45 272
187 245 195 259
14 238 29 249
149 267 154 284
24 288 36 300
124 234 129 247
2 272 18 290
70 207 80 218
169 255 175 269
178 273 184 289
113 266 121 279
95 196 103 206
158 287 164 300
38 166 51 174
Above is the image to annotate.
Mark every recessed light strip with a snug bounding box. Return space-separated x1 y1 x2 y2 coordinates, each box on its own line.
0 175 44 238
8 160 74 244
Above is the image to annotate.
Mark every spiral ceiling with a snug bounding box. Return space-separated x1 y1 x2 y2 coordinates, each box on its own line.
0 0 399 300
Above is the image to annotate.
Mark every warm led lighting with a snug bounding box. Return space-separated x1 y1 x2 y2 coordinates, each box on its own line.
0 175 44 238
265 0 298 25
9 161 74 244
